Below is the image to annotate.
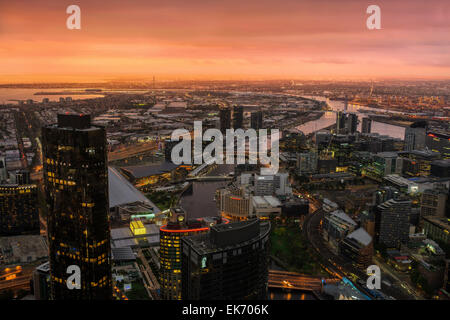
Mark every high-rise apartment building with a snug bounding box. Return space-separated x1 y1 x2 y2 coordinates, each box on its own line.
346 113 358 134
219 108 232 133
164 140 179 163
254 175 274 196
426 131 450 159
339 228 373 269
218 188 253 220
233 105 244 130
254 173 291 196
12 169 31 185
42 114 112 300
420 186 448 218
159 208 226 300
297 152 318 174
404 121 427 151
0 183 39 236
430 159 450 178
33 262 51 300
375 198 411 248
182 219 270 300
336 111 347 134
362 118 372 134
250 111 263 131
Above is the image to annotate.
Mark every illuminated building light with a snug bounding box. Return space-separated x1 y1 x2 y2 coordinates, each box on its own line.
130 220 146 236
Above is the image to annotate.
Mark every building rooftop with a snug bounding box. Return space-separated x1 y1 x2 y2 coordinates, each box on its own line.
375 152 399 158
36 261 50 273
108 166 160 213
111 247 136 262
57 113 91 129
111 223 160 248
346 228 372 247
432 159 450 168
252 195 281 207
329 210 357 227
377 198 411 210
121 161 179 179
0 235 48 264
263 195 281 207
183 219 270 255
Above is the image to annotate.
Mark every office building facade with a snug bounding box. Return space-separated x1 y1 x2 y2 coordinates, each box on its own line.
375 198 411 248
219 108 232 133
0 183 39 236
218 188 253 220
346 113 358 134
182 219 270 300
233 105 244 130
426 131 450 159
336 112 347 134
250 111 263 131
159 208 226 300
404 121 427 151
421 186 448 218
42 114 112 300
361 118 372 134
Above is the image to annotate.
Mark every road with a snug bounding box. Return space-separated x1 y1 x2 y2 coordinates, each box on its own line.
303 206 419 300
372 256 423 300
0 268 33 292
268 270 339 292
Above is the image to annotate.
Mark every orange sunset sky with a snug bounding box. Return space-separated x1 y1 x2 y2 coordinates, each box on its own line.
1 0 450 82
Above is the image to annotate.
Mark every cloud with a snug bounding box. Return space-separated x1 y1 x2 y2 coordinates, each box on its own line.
0 0 449 80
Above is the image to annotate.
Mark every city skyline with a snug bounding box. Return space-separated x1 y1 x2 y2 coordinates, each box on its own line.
1 0 450 82
0 0 449 305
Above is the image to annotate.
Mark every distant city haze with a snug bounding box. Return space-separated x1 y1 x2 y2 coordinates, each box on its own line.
1 0 450 82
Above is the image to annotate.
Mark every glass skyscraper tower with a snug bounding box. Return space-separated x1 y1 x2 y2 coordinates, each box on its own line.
42 114 112 300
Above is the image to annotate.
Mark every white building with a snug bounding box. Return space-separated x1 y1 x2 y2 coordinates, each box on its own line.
252 195 282 218
254 172 292 196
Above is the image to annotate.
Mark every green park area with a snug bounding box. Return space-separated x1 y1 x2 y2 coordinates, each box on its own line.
146 191 178 211
270 224 326 276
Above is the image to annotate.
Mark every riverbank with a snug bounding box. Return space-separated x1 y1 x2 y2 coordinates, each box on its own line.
290 111 324 132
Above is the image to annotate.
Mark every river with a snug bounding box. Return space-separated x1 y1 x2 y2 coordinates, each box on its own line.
179 164 235 220
296 96 405 139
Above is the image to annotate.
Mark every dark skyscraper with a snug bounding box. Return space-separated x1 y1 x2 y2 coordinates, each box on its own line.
233 105 244 130
0 183 39 236
164 139 179 163
182 219 270 300
159 208 226 300
346 113 358 134
219 107 232 133
42 114 112 300
375 198 411 248
404 120 427 151
251 111 263 131
336 111 347 134
426 131 450 159
362 117 372 134
13 169 31 184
